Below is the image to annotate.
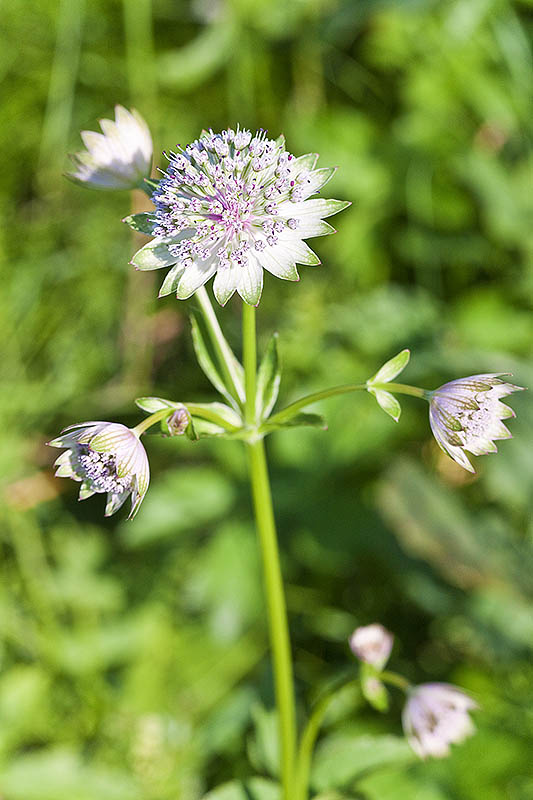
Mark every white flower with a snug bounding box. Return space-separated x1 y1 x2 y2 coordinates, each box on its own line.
48 421 150 518
429 374 523 472
130 126 350 305
67 106 153 190
402 683 478 759
349 624 394 669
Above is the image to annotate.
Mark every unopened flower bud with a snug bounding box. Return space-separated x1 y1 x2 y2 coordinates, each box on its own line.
349 623 394 669
167 407 191 436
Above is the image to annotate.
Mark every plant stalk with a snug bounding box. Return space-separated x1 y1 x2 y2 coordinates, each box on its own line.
243 302 297 800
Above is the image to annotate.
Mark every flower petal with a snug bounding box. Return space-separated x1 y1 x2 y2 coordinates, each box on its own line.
175 256 218 300
237 253 263 305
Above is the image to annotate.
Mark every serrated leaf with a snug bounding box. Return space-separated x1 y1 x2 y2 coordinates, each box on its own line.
256 333 281 421
368 349 410 384
135 396 175 413
368 388 402 423
202 778 280 800
360 663 389 712
122 213 156 235
190 311 239 408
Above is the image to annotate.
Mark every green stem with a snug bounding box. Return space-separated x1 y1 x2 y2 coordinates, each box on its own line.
196 286 245 407
380 670 412 692
295 694 332 800
132 407 173 436
243 304 296 800
269 381 428 426
242 303 257 426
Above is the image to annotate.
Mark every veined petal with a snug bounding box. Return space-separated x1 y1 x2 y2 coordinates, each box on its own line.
132 232 194 271
276 237 321 266
259 245 299 281
237 253 263 305
159 263 186 297
175 256 218 300
298 167 337 200
213 262 239 306
277 198 351 219
105 490 130 517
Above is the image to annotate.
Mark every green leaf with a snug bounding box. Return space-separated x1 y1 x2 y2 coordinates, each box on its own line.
202 778 280 800
262 412 327 434
135 396 175 413
367 388 401 423
122 213 156 235
248 705 279 778
368 349 410 384
256 333 281 421
190 311 239 408
190 402 242 429
311 733 414 792
360 663 389 712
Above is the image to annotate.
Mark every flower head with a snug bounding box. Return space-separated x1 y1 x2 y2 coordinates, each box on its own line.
349 624 394 669
48 421 150 518
429 374 523 472
131 126 350 305
402 683 478 759
67 105 152 190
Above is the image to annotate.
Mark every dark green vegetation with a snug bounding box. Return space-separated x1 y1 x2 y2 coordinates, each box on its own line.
1 1 532 797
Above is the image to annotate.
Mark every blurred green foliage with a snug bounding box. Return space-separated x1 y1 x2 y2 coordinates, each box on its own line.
1 0 533 797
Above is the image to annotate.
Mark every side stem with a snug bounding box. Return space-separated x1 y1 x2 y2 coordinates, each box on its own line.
243 303 297 800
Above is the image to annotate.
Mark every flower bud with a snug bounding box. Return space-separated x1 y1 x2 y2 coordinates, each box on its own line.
166 407 191 436
349 624 394 670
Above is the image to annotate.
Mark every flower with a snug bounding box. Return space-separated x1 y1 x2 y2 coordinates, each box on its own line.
402 683 478 759
349 624 394 669
130 126 350 305
67 105 153 190
429 374 523 472
48 421 150 518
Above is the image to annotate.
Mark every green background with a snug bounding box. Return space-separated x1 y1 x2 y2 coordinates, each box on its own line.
1 0 532 797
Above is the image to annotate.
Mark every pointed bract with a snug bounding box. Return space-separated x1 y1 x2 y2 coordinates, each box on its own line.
48 421 150 519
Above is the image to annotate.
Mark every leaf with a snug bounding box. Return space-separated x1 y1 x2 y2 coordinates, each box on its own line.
135 396 175 413
122 213 156 235
367 388 402 423
256 333 281 421
202 778 280 800
368 349 410 384
247 705 279 778
263 412 327 433
190 311 238 408
311 733 414 792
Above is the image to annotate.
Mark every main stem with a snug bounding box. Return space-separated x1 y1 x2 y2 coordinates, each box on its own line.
242 303 296 800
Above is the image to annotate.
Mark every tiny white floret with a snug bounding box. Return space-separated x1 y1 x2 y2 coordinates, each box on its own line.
349 623 394 669
402 682 478 759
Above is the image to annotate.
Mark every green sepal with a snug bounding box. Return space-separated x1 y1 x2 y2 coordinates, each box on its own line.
122 212 156 235
262 411 327 434
367 387 402 423
256 333 281 421
360 662 389 712
190 309 243 410
368 349 410 384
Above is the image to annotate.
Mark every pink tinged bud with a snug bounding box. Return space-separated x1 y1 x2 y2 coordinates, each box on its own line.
349 623 394 669
166 407 191 436
402 683 478 759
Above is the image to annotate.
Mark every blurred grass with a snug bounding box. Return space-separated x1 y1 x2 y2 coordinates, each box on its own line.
1 0 533 798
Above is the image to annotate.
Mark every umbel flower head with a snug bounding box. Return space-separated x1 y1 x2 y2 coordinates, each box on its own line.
429 374 523 472
349 624 394 670
67 105 153 190
48 422 150 519
131 126 350 306
402 683 478 759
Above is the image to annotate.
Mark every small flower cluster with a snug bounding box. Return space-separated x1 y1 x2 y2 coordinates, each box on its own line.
48 421 150 519
350 624 478 759
429 374 523 472
134 126 349 305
